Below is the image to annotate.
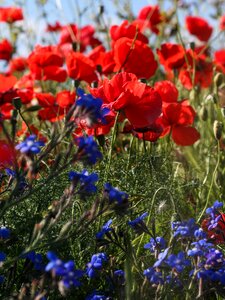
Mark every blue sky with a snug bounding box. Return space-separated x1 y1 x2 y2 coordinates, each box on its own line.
0 0 224 56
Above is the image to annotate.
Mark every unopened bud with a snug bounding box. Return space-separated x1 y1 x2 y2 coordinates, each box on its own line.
213 120 223 140
214 73 224 88
199 106 208 121
189 89 196 101
205 93 217 104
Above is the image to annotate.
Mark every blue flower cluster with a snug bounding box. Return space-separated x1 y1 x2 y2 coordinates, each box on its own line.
104 183 128 204
69 169 99 194
45 251 84 289
143 201 225 289
86 253 108 278
76 88 109 127
15 134 45 154
75 136 102 165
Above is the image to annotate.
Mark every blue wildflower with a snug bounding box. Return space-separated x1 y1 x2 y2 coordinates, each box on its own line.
75 136 102 165
104 183 128 204
205 249 225 268
86 253 108 278
69 170 98 194
0 275 4 284
0 252 6 262
96 219 113 239
206 201 223 215
187 239 213 257
24 251 44 271
154 248 170 267
128 212 148 233
45 252 83 288
194 228 207 239
76 88 109 127
144 237 166 253
85 291 107 300
114 269 125 285
143 267 164 285
166 252 191 272
0 227 10 239
15 134 45 154
172 218 198 238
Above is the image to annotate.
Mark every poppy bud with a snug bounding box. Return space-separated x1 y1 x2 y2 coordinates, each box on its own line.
13 97 22 110
199 106 208 121
139 78 147 83
213 120 223 140
190 41 195 51
214 73 224 88
205 93 217 104
189 89 196 101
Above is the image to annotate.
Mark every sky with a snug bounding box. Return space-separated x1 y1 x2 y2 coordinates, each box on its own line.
0 0 224 56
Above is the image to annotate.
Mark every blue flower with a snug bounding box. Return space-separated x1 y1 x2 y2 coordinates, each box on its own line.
144 237 166 253
0 227 10 239
114 269 125 285
86 253 108 278
166 252 191 272
143 267 164 285
69 170 98 194
75 88 109 127
45 252 83 288
85 291 107 300
0 275 4 284
187 239 213 257
75 136 102 165
206 201 223 215
172 218 198 238
194 228 207 239
205 249 225 268
24 251 44 271
154 248 170 267
96 219 113 239
0 252 6 262
15 135 45 154
104 183 128 205
128 212 148 233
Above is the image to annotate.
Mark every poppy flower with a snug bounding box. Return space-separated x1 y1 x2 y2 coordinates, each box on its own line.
59 24 101 52
66 52 98 84
214 50 225 74
157 43 185 72
185 16 213 42
27 45 67 82
0 7 23 23
46 21 62 32
88 45 115 75
38 107 65 122
154 80 178 103
110 20 148 47
56 91 75 108
178 50 213 89
90 72 162 129
132 119 163 142
137 5 162 34
0 39 13 61
202 213 225 244
160 100 200 146
35 93 56 107
0 74 17 105
8 57 27 73
0 140 15 168
113 37 158 79
220 15 225 31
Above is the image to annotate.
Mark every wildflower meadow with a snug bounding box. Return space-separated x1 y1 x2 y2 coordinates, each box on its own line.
1 0 225 299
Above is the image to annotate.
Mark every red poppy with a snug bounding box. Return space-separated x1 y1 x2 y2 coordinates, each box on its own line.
88 45 115 75
185 16 213 42
137 5 162 34
38 106 65 122
0 74 17 105
0 7 23 23
220 15 225 31
28 45 67 82
214 50 225 74
154 80 178 103
56 90 75 108
113 37 158 79
110 20 148 47
8 57 27 73
202 213 225 244
0 39 13 61
0 140 15 168
59 24 101 52
46 21 62 32
157 43 185 72
178 50 213 89
66 51 98 84
90 72 162 129
35 93 56 107
132 119 163 142
160 100 200 146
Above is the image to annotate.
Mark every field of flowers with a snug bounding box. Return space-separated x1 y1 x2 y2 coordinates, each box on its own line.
0 0 225 299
